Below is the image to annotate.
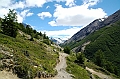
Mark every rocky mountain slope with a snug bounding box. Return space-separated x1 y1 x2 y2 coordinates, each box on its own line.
64 9 120 45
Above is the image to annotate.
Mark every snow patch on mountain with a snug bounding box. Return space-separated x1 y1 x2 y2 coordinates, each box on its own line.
50 37 66 44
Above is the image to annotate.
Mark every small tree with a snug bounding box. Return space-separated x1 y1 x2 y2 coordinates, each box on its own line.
64 46 71 54
94 50 105 67
39 32 43 36
25 25 33 35
0 18 2 32
1 9 18 38
43 32 49 39
76 52 85 64
43 39 51 45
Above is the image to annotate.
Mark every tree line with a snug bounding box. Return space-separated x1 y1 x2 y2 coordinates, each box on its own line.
0 9 51 45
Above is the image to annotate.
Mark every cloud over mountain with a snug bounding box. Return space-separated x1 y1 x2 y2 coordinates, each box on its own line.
0 0 113 40
49 0 107 26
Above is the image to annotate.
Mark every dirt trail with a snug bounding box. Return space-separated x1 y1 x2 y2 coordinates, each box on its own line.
86 67 113 79
52 53 72 79
0 70 20 79
44 53 72 79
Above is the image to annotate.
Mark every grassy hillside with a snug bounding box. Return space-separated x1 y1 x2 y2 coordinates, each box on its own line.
66 53 90 79
64 21 120 76
84 21 120 76
0 32 60 79
0 9 62 79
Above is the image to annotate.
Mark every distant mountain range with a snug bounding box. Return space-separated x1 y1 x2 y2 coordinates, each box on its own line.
50 37 66 44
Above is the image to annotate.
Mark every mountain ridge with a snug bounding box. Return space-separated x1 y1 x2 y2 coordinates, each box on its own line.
64 9 120 45
61 9 120 77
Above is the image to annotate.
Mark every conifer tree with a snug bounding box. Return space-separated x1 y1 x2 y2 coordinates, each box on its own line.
1 9 18 38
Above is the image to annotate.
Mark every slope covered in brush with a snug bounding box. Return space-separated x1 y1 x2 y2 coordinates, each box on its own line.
85 21 120 76
0 9 60 79
71 21 120 76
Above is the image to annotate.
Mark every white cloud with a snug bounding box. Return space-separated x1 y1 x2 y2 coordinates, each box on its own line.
20 10 30 17
0 0 12 8
46 6 50 9
17 14 24 23
11 1 25 9
49 0 106 26
41 27 82 40
83 0 100 6
38 12 52 19
48 21 57 26
17 9 33 23
0 0 12 18
25 0 47 7
0 8 9 18
0 0 33 23
65 0 75 7
0 0 50 23
26 13 34 16
55 0 75 7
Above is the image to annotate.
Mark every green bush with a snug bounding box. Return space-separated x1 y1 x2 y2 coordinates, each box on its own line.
43 39 51 45
64 46 71 54
76 52 85 64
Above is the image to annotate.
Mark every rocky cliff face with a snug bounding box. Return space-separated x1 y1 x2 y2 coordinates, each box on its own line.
65 9 120 44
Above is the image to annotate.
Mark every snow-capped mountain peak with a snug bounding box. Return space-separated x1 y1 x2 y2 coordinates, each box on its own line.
50 37 66 44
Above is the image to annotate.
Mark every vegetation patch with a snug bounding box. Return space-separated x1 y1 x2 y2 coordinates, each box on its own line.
66 54 90 79
0 9 59 79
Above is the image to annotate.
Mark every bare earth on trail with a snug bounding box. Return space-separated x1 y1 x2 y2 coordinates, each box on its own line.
0 70 20 79
86 67 114 79
53 53 72 79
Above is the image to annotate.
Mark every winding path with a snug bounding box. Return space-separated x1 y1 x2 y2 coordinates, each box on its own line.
52 52 72 79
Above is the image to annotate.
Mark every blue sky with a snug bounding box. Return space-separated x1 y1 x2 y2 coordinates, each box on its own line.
0 0 120 40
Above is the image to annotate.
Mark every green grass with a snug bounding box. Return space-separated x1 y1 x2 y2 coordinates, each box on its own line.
85 60 110 75
0 33 59 78
93 74 101 79
85 60 120 79
66 54 90 79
